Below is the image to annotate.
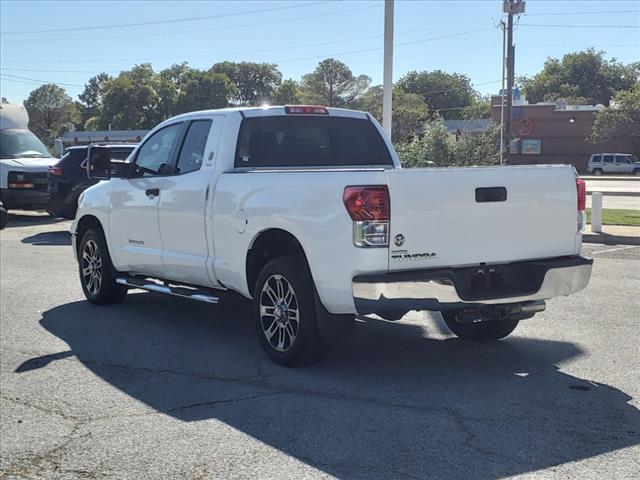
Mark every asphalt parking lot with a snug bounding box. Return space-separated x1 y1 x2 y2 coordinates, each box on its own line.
1 213 639 480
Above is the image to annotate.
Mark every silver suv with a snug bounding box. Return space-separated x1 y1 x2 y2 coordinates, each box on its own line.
587 153 640 176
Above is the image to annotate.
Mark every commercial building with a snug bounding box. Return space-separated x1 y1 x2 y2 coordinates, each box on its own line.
491 93 639 173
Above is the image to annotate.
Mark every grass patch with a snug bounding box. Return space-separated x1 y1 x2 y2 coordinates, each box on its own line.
586 208 640 226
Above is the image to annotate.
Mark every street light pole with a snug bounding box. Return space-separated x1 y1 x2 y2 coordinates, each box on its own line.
382 0 394 140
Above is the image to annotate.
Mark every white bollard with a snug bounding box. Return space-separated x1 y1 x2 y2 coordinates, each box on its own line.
591 192 603 233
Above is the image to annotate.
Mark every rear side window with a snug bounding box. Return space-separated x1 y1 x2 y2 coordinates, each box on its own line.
603 155 614 163
235 116 393 168
591 155 601 163
176 120 212 174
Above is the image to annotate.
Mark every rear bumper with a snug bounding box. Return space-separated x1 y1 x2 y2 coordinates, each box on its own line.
0 188 50 210
352 256 593 315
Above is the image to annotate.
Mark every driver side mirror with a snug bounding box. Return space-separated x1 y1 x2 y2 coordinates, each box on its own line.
87 146 112 180
87 146 135 180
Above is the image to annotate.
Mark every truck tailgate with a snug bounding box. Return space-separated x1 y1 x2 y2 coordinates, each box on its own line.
386 165 579 271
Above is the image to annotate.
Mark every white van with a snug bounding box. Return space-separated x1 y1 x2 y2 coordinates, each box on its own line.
0 103 57 211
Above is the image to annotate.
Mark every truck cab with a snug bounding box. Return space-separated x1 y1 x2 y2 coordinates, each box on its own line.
0 103 56 212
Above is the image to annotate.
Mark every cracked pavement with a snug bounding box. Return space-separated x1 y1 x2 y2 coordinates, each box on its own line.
1 213 639 479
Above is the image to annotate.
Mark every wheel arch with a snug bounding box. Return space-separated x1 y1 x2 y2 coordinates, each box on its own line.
245 228 310 297
75 214 106 257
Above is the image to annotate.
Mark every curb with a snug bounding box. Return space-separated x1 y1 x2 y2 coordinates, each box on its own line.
586 191 640 197
583 233 640 246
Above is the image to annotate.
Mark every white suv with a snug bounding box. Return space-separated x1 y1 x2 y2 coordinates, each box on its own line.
587 153 640 176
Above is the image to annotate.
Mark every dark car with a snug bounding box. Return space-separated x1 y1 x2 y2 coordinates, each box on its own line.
47 144 136 219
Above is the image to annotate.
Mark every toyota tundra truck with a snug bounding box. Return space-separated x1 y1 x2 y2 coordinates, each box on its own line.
70 105 592 366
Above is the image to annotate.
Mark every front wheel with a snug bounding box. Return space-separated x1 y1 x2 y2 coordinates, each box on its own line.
441 310 519 341
79 228 127 304
592 168 603 176
633 169 640 177
254 256 327 366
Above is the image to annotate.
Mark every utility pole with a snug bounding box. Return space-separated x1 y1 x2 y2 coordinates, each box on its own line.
382 0 394 140
503 0 525 161
499 20 506 165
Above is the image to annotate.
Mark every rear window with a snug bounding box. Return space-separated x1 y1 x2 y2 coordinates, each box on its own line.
234 116 393 168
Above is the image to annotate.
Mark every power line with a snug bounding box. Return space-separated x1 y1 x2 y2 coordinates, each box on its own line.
0 73 85 88
0 4 378 44
524 9 639 16
519 23 640 28
1 1 324 35
1 26 495 67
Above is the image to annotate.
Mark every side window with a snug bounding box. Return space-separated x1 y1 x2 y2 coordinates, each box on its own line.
603 155 614 163
135 123 182 174
615 155 630 164
176 120 212 175
591 155 601 163
111 149 133 161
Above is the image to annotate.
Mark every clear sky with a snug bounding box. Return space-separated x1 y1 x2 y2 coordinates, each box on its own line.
1 0 638 103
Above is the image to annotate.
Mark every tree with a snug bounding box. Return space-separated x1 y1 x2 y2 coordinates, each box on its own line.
211 61 282 105
158 62 195 119
590 83 640 143
520 49 639 106
78 73 112 117
461 96 491 120
174 70 235 114
300 58 371 107
396 70 475 119
396 117 500 168
99 64 162 129
24 84 79 142
356 85 429 141
273 79 302 104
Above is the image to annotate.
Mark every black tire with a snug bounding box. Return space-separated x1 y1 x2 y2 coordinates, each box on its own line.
633 169 640 177
253 256 327 366
592 168 603 176
441 310 519 341
78 228 127 305
0 205 7 229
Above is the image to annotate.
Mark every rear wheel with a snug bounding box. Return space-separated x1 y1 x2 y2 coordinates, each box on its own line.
254 256 327 366
592 168 603 176
79 228 127 304
441 309 519 341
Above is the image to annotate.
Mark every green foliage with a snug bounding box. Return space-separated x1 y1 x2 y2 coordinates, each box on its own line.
356 85 429 141
78 73 112 113
461 96 491 120
24 84 79 142
174 70 235 114
396 117 500 168
589 83 640 143
396 70 475 119
519 49 639 106
99 64 162 129
300 58 370 107
211 61 282 105
273 79 302 105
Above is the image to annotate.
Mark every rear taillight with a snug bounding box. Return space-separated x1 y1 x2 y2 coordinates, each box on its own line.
576 178 586 211
344 186 390 247
49 166 63 176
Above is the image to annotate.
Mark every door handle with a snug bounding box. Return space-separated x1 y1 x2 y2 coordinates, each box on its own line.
145 188 160 197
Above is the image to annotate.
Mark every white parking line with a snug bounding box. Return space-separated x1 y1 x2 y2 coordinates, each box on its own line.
590 245 640 256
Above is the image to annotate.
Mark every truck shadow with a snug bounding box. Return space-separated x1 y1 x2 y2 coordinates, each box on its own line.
29 293 640 479
5 212 67 228
21 231 71 246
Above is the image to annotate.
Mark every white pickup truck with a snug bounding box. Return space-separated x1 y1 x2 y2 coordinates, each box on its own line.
71 105 592 366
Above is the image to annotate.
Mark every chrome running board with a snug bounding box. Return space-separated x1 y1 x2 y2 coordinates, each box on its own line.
116 277 220 304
